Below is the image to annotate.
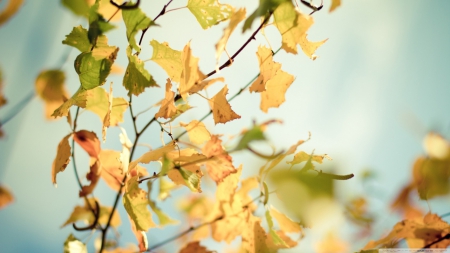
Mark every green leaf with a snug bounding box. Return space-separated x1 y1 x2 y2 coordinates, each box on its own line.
263 181 269 205
150 40 183 82
187 0 233 29
243 0 289 32
123 176 155 231
61 0 90 17
179 167 201 192
235 124 266 151
123 47 159 96
85 87 128 126
52 87 88 117
265 210 289 247
63 234 87 253
147 181 179 227
88 0 116 44
122 5 156 52
74 47 118 90
62 26 91 52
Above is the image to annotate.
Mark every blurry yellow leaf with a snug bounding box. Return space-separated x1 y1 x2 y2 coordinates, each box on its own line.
147 181 179 227
250 46 282 93
208 85 241 124
155 79 177 119
269 206 302 233
127 214 148 252
123 176 156 231
180 120 211 145
298 34 328 60
265 210 289 247
329 0 341 12
102 84 113 141
85 87 129 127
180 241 214 253
423 132 450 160
179 42 206 100
166 150 205 192
98 150 124 191
391 183 424 219
274 2 313 55
413 155 450 200
35 70 70 119
187 0 233 29
61 198 121 228
87 0 123 21
52 87 88 117
215 8 246 68
0 0 24 26
51 133 72 185
0 185 14 209
315 231 349 253
129 141 177 169
64 234 87 253
266 230 298 252
241 215 269 253
287 151 331 165
202 135 237 182
150 40 182 82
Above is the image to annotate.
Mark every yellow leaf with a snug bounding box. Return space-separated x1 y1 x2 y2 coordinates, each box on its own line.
208 85 241 124
35 70 70 119
241 215 269 253
202 135 237 182
102 84 113 141
250 46 282 93
61 198 121 228
180 120 211 145
129 141 177 170
155 79 177 119
87 0 123 21
269 206 302 233
329 0 341 12
299 34 328 60
52 87 88 118
179 42 206 100
166 150 205 192
315 231 349 253
187 0 233 29
423 132 450 160
260 67 294 113
215 8 246 69
0 185 14 209
0 0 23 26
150 40 183 82
51 133 72 186
85 87 129 126
274 2 313 55
266 230 298 251
123 176 156 231
180 241 214 253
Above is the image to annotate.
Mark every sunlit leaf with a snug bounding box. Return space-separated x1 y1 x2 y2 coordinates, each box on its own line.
88 0 123 22
242 215 269 253
208 85 241 124
202 135 237 182
265 210 288 247
315 231 349 253
298 34 327 60
79 158 102 197
150 40 182 82
0 0 24 26
123 176 155 231
64 234 87 253
51 133 72 186
0 185 14 209
35 70 70 119
329 0 341 12
73 130 101 158
155 79 177 119
243 0 289 32
180 241 214 253
88 0 116 43
250 46 282 93
127 214 148 252
269 206 302 233
166 149 205 192
85 86 128 126
61 198 121 228
52 87 88 117
266 230 297 252
413 156 450 200
129 141 177 170
123 46 159 96
122 4 156 52
179 42 206 100
187 0 233 29
423 132 450 160
147 181 179 227
62 26 91 52
180 120 211 145
62 0 90 17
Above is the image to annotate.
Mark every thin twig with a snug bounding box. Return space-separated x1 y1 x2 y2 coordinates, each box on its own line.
138 0 174 46
110 0 140 9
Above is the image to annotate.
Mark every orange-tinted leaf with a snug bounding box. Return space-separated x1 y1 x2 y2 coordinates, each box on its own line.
345 196 374 227
0 0 23 26
123 176 155 231
202 135 237 182
0 185 14 209
315 231 349 253
155 79 177 119
51 133 72 185
99 150 124 191
166 150 205 193
0 67 6 107
180 241 214 253
391 183 424 219
73 130 101 158
329 0 341 12
79 158 102 197
209 85 241 124
179 42 206 100
35 70 70 119
180 120 211 145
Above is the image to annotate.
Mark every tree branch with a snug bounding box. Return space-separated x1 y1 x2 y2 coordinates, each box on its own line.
138 0 174 46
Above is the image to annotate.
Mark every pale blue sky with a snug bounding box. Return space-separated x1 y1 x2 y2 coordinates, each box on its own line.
1 0 450 252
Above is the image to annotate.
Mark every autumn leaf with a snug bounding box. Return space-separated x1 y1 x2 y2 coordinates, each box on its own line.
329 0 341 12
79 158 102 197
180 241 214 253
187 0 233 29
202 135 237 182
87 0 123 22
266 230 298 252
128 213 149 252
0 0 23 26
61 198 121 228
166 150 205 192
235 121 272 151
391 183 424 219
122 4 156 52
413 155 450 199
260 67 294 112
155 79 177 119
243 0 289 32
73 130 101 158
62 26 91 52
180 120 211 145
208 85 241 124
147 181 179 227
0 185 14 209
85 86 128 126
51 133 72 186
215 8 246 70
150 40 183 82
269 206 302 233
298 34 328 60
242 215 270 253
423 132 450 160
123 46 159 96
87 0 116 43
315 231 349 253
98 150 124 191
0 67 6 107
129 141 177 170
265 210 289 247
250 46 282 93
123 175 156 231
179 42 206 100
35 70 70 119
63 234 87 253
345 196 375 227
52 87 88 117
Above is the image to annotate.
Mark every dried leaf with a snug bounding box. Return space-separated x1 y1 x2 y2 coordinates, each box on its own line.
155 79 177 119
51 133 72 185
202 135 237 182
270 206 302 233
123 176 156 231
79 158 102 197
180 120 211 145
73 130 101 158
208 85 241 124
0 185 14 209
179 42 206 100
329 0 341 12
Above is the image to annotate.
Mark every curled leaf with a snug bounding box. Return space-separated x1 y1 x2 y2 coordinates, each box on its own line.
51 133 72 186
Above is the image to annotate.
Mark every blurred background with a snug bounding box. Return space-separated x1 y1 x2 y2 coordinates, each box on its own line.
1 0 450 252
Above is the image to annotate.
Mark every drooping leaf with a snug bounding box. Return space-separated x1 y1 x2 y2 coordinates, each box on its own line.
0 185 14 209
0 66 6 107
298 34 327 60
260 66 294 112
155 79 177 119
79 158 102 197
101 84 113 141
180 241 214 253
179 42 206 100
250 46 282 93
187 0 233 29
150 40 183 82
98 150 124 191
73 130 101 158
166 103 193 123
61 198 121 228
35 70 70 119
51 133 72 186
202 135 237 182
265 210 289 247
63 234 87 253
215 8 246 69
287 151 331 166
85 86 128 126
235 124 266 151
52 87 88 117
0 0 24 26
88 0 116 43
242 210 269 253
329 0 341 12
123 176 155 231
122 4 156 52
118 127 132 173
269 206 302 233
62 26 91 52
123 46 159 96
159 177 177 200
61 0 90 17
243 0 289 32
146 181 179 227
180 120 211 145
266 230 298 252
208 85 241 124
